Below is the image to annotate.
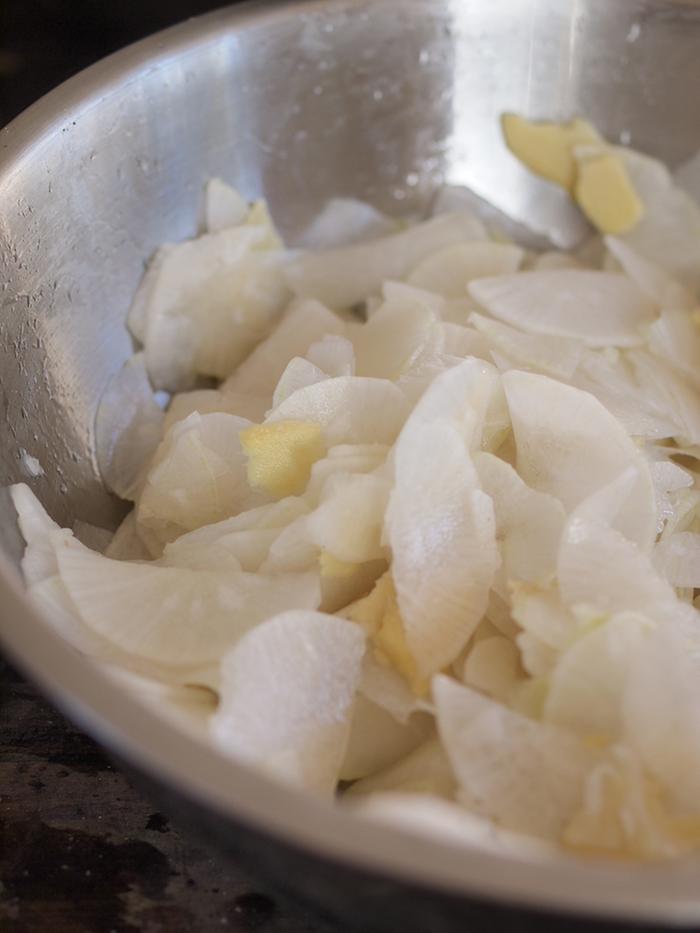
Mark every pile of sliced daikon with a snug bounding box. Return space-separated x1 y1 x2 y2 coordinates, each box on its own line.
13 117 700 861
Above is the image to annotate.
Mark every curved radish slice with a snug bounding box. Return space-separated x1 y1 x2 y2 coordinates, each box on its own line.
434 676 598 840
352 301 442 381
543 612 653 738
267 377 409 447
474 451 566 584
503 371 656 551
163 389 268 434
95 353 164 500
211 611 365 794
136 412 256 549
407 242 523 297
57 542 320 667
296 198 397 249
306 472 390 564
387 421 498 680
605 237 694 310
204 178 248 233
469 270 655 347
10 483 64 585
397 357 502 454
222 298 345 399
469 313 583 380
648 310 700 392
557 469 679 620
285 213 485 309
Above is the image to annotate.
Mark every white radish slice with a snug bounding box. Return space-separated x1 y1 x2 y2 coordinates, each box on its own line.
469 313 583 380
434 676 597 840
387 421 498 680
503 371 656 551
604 237 694 310
10 483 67 584
163 389 268 434
95 354 164 500
509 582 576 651
204 178 248 232
305 445 389 503
136 412 255 548
648 310 700 391
352 301 443 380
557 469 680 620
306 473 390 564
320 558 387 615
406 242 524 297
543 612 653 738
272 358 329 408
267 377 409 446
285 213 486 308
397 356 502 453
573 350 681 441
473 451 566 583
629 350 700 446
105 511 152 562
516 631 558 678
441 324 493 361
134 226 288 390
462 636 520 701
305 335 355 377
222 298 345 399
296 198 396 249
57 540 320 667
469 270 655 347
653 532 700 588
340 695 433 781
618 148 700 292
347 737 456 798
162 498 308 572
623 621 700 809
648 456 695 535
211 611 365 794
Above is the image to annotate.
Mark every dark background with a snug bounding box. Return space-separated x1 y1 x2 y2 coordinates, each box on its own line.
0 0 232 127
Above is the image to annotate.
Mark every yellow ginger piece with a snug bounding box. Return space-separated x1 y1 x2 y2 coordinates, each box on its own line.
240 420 325 497
345 572 427 696
501 113 602 191
574 150 643 234
319 550 358 579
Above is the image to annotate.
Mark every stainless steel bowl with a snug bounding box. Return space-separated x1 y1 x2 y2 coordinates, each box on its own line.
3 1 700 927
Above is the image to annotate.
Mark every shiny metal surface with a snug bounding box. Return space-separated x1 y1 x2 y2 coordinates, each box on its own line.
2 0 700 924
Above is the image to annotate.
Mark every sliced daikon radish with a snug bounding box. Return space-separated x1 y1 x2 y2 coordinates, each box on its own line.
285 213 486 308
653 532 700 588
544 612 653 738
95 354 164 500
134 226 288 390
469 270 655 347
163 389 268 434
211 611 365 794
648 310 700 391
407 242 524 297
352 300 443 380
474 451 566 583
204 178 248 232
306 472 390 564
137 412 255 548
469 313 582 380
387 421 498 680
296 198 396 249
509 581 576 651
605 237 694 310
434 676 597 840
222 298 345 398
462 636 520 702
630 350 700 446
57 540 320 667
305 334 355 378
557 469 680 620
267 377 409 446
305 444 389 503
11 483 64 584
271 358 329 408
503 371 656 550
105 511 152 561
162 498 308 572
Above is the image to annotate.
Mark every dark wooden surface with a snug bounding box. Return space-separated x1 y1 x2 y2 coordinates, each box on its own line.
0 657 351 933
